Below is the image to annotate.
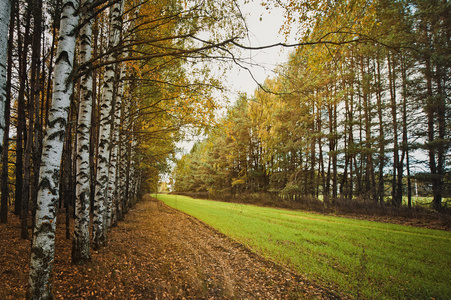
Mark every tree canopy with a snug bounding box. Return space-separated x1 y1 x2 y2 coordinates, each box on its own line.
173 0 451 210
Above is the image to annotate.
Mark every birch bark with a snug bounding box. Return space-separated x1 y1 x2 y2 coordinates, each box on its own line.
121 1 140 212
72 0 93 264
119 84 128 213
0 0 11 160
93 0 123 249
0 0 12 224
28 0 79 298
108 63 124 225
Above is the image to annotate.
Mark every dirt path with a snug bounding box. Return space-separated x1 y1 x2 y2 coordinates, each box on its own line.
1 195 340 299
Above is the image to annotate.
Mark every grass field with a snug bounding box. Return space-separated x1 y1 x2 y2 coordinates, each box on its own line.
153 194 451 299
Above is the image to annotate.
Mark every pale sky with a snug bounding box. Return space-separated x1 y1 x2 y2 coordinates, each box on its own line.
227 0 293 96
176 1 295 155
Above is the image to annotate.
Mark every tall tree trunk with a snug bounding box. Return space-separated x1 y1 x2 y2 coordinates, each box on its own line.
355 77 363 197
434 63 446 211
347 68 355 201
401 54 410 208
61 105 74 240
340 78 349 199
406 148 412 208
317 98 326 202
123 60 138 208
31 0 45 230
15 0 31 216
118 82 130 212
424 59 439 209
28 0 79 298
72 0 93 264
110 61 125 224
332 98 338 199
21 0 43 240
361 56 375 200
44 0 62 131
376 54 385 206
18 1 32 228
0 0 14 223
308 100 316 196
93 0 123 249
129 135 138 205
0 0 11 160
388 53 401 207
89 16 99 215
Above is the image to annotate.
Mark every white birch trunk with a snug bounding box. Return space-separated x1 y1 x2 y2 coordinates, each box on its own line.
106 87 119 227
121 1 140 210
124 91 138 206
92 48 113 249
28 0 79 298
109 63 124 224
105 96 117 228
72 0 93 264
93 0 123 249
130 136 138 204
119 88 128 212
0 0 11 161
107 119 118 226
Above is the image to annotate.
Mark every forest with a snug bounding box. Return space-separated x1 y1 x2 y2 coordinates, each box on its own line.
173 0 451 212
0 0 449 299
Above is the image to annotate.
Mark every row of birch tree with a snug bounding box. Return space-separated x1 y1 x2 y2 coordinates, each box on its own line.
0 0 246 298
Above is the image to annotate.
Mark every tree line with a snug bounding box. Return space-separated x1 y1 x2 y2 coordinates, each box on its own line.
173 0 450 211
0 0 245 298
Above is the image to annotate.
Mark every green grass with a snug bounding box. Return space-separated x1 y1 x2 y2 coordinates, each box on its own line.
153 194 451 299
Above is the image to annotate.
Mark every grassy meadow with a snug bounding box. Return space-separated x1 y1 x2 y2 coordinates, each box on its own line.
153 194 451 299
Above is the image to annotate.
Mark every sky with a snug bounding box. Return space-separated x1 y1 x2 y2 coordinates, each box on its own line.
176 1 295 155
225 1 294 96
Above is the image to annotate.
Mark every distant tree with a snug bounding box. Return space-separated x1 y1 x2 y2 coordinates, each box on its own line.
414 0 450 210
174 0 449 211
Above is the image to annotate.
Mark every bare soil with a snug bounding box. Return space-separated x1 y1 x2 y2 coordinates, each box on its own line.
0 195 341 299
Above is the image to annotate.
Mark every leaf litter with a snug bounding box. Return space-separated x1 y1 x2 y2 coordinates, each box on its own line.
0 194 342 299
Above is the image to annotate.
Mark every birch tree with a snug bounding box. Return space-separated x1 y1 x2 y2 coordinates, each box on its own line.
0 0 11 161
107 62 124 226
0 0 13 224
93 0 123 249
28 0 79 298
72 0 93 264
